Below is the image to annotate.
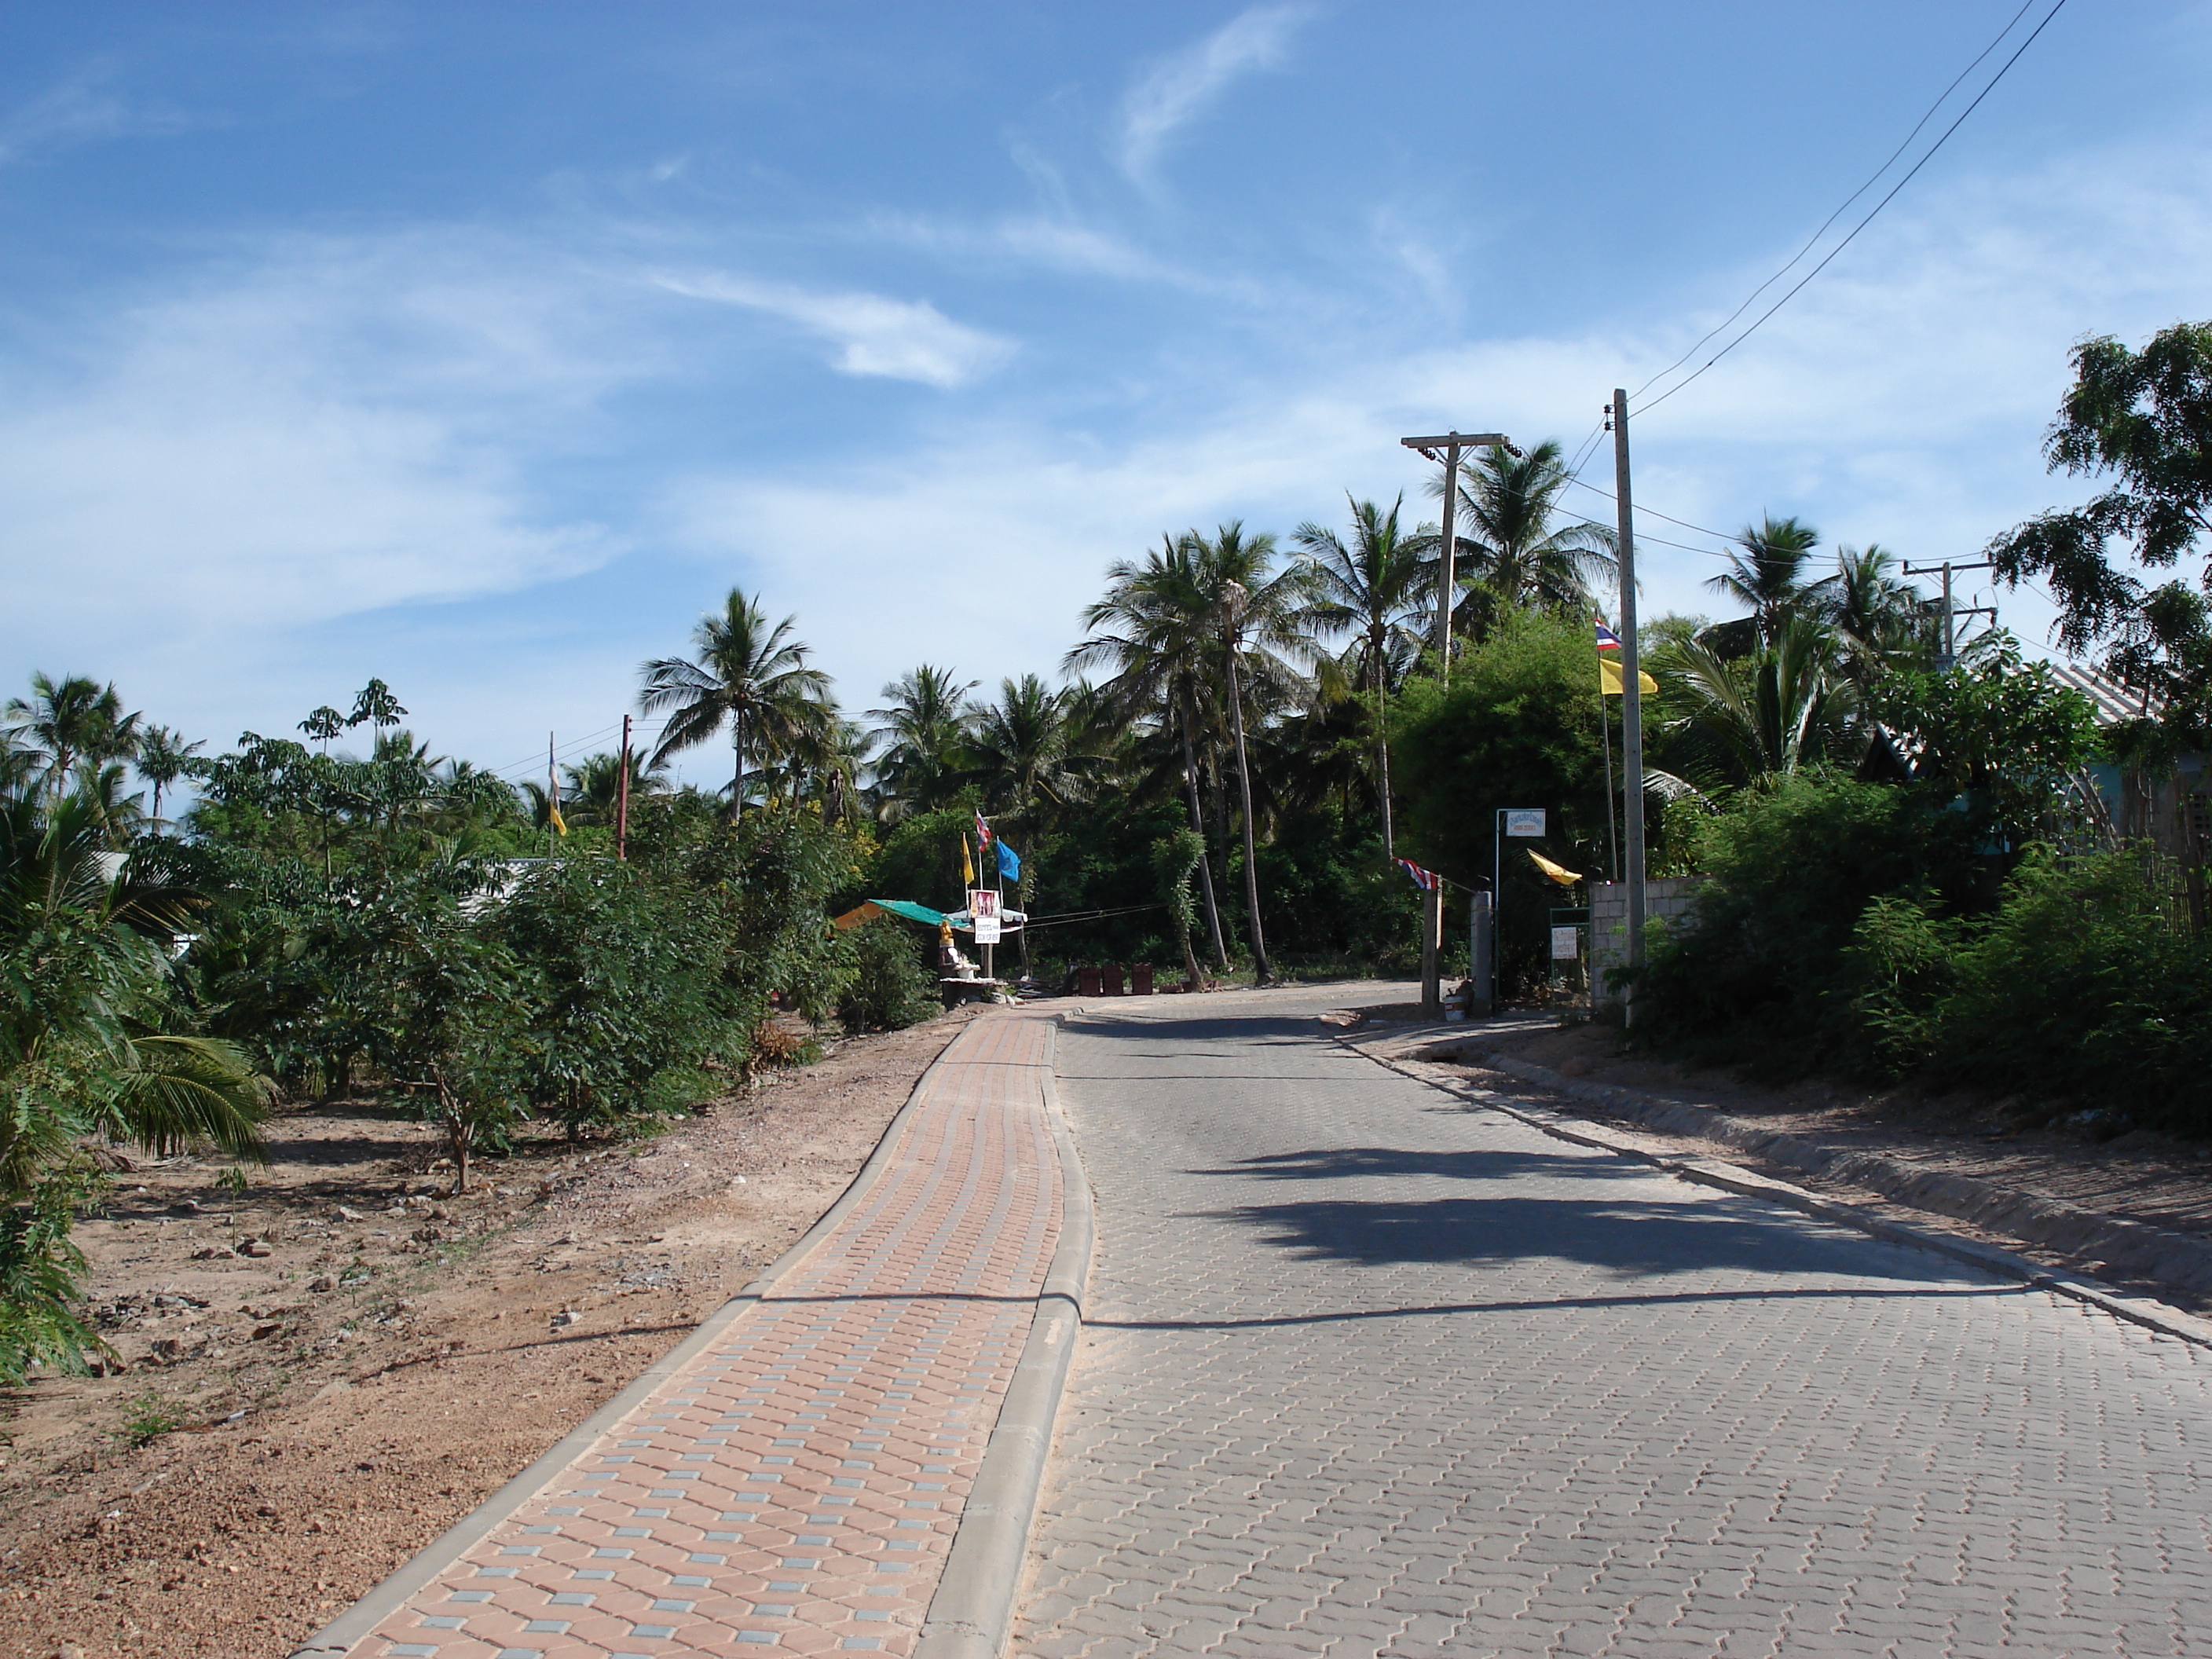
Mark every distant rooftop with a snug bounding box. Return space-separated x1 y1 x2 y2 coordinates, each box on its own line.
2044 658 2160 726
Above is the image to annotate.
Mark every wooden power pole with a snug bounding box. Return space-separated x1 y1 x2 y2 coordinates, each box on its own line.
1401 430 1512 1017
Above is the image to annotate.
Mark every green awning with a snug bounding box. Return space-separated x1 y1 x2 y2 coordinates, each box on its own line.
871 899 948 925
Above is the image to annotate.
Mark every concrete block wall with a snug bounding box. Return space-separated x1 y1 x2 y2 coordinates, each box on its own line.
1588 877 1703 1007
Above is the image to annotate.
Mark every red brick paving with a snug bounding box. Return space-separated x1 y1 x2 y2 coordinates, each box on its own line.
343 1007 1062 1658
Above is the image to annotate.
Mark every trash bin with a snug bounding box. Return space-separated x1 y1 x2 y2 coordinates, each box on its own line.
1131 962 1155 995
1102 963 1126 996
1075 965 1102 997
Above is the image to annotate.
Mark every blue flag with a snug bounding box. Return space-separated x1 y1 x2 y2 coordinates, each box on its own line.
996 839 1021 881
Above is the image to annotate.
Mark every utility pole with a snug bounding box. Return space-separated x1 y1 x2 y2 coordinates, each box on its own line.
1401 429 1514 1017
617 714 632 862
1904 559 1994 669
1609 392 1646 1020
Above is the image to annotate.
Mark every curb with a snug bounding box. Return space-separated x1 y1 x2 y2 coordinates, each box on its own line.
917 1016 1096 1659
290 1019 972 1659
1336 1031 2212 1352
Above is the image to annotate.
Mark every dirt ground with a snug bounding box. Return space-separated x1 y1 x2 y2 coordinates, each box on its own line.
0 1008 976 1659
1460 1018 2212 1308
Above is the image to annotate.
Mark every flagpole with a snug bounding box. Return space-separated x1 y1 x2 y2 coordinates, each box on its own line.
547 732 555 861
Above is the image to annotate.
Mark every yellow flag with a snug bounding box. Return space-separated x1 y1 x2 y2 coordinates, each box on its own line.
1599 655 1658 696
549 802 567 836
961 837 975 886
1528 848 1583 887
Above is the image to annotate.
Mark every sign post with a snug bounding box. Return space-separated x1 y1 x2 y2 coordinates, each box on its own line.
1492 808 1546 1011
969 888 1002 948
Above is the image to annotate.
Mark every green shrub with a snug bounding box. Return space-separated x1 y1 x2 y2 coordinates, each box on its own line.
1632 772 1989 1073
837 921 938 1033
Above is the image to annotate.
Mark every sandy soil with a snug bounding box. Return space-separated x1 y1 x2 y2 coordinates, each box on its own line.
1458 1018 2212 1308
0 1009 976 1659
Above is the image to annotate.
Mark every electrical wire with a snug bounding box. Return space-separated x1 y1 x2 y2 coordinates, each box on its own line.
1636 0 2068 419
1629 0 2040 408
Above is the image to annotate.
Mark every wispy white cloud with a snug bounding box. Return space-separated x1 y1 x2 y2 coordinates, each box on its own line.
651 269 1012 386
0 66 198 167
1117 5 1307 185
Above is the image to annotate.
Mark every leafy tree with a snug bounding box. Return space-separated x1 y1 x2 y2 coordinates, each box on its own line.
1988 322 2212 718
1391 612 1619 993
642 590 835 820
489 860 730 1135
1863 635 2101 848
1150 827 1205 985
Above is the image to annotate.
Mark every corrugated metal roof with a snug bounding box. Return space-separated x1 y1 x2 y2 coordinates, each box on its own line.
2044 658 2160 725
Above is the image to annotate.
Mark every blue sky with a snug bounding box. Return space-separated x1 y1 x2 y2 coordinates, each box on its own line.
5 2 2210 789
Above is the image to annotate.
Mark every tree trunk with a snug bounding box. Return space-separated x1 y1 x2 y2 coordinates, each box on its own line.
1180 701 1229 969
731 709 745 822
1372 643 1395 859
1225 647 1270 984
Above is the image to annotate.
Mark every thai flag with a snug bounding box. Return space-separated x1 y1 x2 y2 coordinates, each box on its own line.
974 809 992 845
1595 618 1624 652
1395 857 1439 892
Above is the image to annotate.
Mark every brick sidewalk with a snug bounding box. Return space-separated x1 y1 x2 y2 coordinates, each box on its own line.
329 1006 1062 1659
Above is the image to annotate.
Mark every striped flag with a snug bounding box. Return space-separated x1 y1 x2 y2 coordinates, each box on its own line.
1395 857 1440 892
1595 617 1624 651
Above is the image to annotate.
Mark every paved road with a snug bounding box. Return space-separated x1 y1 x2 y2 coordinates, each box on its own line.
1015 990 2212 1659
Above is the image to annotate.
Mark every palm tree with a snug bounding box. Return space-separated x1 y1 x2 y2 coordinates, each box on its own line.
1705 514 1828 651
866 665 977 818
1292 495 1427 855
640 591 834 821
1192 522 1311 986
966 675 1094 823
1430 441 1617 643
558 750 670 829
1821 544 1936 686
1069 536 1230 966
1652 613 1855 793
2 674 141 800
135 725 205 828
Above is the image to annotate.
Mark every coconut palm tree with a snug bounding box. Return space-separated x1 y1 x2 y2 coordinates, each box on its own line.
2 675 141 800
640 591 834 821
1821 544 1936 686
1068 535 1231 966
866 665 978 818
1430 441 1617 643
1652 613 1855 793
558 750 671 829
1705 514 1829 653
1191 522 1312 986
1292 494 1428 855
135 725 205 829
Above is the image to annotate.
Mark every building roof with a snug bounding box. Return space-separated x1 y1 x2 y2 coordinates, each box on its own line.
2044 657 2161 726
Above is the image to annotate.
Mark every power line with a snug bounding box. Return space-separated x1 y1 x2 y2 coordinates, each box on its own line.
1630 1 2040 407
1636 0 2067 419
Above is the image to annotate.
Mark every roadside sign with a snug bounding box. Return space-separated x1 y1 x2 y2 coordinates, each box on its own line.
972 914 1002 944
1505 808 1546 837
969 889 999 918
1551 926 1580 961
